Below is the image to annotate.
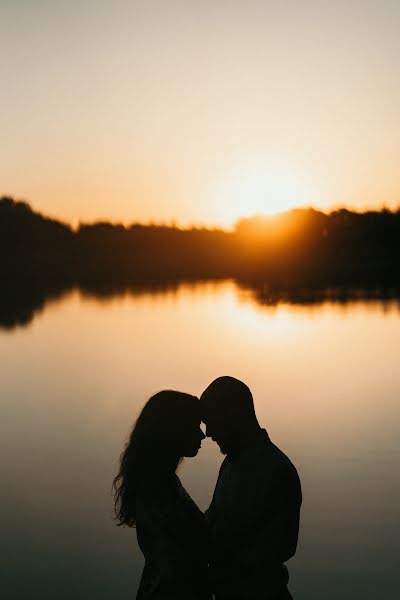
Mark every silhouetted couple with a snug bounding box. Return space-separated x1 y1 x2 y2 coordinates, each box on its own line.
113 376 302 600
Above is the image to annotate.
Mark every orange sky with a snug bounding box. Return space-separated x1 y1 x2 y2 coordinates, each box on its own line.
2 1 400 227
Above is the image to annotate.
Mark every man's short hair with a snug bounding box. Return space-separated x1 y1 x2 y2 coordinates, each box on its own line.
200 376 255 415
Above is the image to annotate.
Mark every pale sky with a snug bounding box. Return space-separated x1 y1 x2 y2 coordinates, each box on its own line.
1 0 400 227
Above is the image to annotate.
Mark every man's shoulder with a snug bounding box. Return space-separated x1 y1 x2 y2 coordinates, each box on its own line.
255 441 301 493
217 455 231 477
269 441 298 469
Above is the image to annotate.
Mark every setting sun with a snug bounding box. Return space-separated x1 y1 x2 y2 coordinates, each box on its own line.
210 162 316 227
2 2 400 599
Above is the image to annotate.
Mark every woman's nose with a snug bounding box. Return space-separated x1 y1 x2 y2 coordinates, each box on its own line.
199 428 206 440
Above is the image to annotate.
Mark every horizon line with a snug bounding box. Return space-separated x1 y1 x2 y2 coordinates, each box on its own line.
2 194 400 232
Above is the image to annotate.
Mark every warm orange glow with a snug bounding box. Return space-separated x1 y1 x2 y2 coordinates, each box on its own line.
3 2 400 226
209 162 316 227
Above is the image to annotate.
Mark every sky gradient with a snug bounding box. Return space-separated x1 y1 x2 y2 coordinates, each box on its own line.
2 0 400 227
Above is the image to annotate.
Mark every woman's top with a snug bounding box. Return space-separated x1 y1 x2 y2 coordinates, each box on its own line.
135 473 211 600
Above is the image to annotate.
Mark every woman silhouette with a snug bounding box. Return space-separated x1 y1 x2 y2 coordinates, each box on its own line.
113 390 211 599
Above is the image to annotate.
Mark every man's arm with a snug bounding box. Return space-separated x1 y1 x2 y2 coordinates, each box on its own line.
239 500 301 569
211 465 301 569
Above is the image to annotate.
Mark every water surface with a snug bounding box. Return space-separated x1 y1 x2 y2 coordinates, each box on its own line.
2 281 400 599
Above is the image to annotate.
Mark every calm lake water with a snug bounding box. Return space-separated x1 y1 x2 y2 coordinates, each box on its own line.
2 280 400 599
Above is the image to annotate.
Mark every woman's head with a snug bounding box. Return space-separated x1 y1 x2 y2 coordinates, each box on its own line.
134 390 204 459
113 390 204 526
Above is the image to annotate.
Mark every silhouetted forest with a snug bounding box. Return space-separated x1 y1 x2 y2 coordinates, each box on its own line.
1 195 400 327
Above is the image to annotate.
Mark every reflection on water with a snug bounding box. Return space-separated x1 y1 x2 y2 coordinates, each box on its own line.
2 281 400 599
2 278 400 330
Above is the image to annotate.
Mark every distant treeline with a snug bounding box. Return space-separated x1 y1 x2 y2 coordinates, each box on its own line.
2 195 400 328
2 195 400 289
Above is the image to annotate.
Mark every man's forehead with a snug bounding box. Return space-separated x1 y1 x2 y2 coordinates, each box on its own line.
201 403 222 420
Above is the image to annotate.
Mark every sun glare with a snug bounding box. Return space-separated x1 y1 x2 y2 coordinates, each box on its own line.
211 163 315 227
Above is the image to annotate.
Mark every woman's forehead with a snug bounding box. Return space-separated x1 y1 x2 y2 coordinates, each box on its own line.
183 404 201 422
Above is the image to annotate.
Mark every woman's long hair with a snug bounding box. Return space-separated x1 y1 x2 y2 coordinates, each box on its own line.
113 390 199 527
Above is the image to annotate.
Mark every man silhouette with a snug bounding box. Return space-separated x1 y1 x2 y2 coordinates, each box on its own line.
200 376 301 600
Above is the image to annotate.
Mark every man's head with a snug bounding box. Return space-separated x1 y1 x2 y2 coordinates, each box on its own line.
200 376 258 455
